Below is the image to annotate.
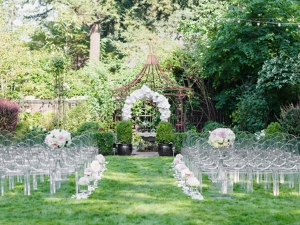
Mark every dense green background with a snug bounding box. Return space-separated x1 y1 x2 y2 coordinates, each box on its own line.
0 0 299 132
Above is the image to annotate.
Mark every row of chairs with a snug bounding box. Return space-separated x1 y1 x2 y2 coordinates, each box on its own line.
0 133 98 196
181 132 300 196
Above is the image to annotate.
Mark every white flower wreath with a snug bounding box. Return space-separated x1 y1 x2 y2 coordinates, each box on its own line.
121 84 171 122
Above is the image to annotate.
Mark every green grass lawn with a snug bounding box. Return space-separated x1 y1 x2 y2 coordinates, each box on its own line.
0 156 300 225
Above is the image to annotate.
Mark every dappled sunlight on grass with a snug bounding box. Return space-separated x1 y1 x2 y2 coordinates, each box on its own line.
1 156 300 224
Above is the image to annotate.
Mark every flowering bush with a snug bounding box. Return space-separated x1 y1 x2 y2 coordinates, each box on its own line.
208 128 235 148
255 130 266 140
45 129 72 148
122 84 171 122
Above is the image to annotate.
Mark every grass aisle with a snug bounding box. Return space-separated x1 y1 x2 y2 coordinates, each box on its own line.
1 156 300 224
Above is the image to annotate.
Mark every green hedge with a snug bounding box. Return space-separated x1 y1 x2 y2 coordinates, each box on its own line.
95 132 114 155
173 132 186 154
77 122 99 133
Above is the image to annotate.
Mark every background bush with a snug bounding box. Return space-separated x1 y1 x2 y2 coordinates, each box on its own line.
173 132 186 154
265 122 281 135
203 120 224 132
14 120 30 137
280 107 300 136
65 101 94 131
232 89 268 133
77 121 100 133
94 132 114 155
0 99 20 132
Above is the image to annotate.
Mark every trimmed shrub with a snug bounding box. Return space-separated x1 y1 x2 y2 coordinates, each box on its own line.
156 121 174 144
203 120 224 132
116 120 132 143
265 122 281 135
95 132 114 155
0 99 20 132
71 131 82 138
77 121 99 133
198 121 224 138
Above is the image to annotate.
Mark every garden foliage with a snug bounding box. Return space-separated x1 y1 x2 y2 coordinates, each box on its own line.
265 122 281 135
0 99 20 132
280 107 300 137
77 121 100 133
94 132 114 155
173 132 186 154
232 89 268 133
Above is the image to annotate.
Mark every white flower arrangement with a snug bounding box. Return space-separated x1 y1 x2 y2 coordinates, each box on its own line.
173 153 184 165
208 128 236 148
121 84 171 122
73 155 107 199
78 176 90 186
95 154 106 164
90 160 101 173
175 162 187 172
172 155 204 200
45 129 72 149
186 177 201 188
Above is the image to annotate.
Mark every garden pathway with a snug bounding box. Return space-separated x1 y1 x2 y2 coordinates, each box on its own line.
131 146 159 157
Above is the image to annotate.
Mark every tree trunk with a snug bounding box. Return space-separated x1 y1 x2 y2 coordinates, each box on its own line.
89 22 100 61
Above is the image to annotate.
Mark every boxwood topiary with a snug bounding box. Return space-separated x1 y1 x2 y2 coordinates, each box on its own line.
156 121 174 144
116 120 132 143
203 120 224 132
265 122 281 135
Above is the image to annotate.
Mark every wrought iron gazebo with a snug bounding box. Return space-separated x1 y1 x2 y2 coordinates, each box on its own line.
112 53 192 132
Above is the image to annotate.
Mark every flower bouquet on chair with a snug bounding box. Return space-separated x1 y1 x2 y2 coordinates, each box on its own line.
208 128 235 195
45 129 72 149
208 128 235 149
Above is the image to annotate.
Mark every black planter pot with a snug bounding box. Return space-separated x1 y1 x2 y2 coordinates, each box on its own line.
157 143 173 156
117 143 133 155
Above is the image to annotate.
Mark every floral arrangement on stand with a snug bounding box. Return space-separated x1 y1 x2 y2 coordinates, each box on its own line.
172 154 203 200
45 129 72 149
208 128 236 148
122 84 171 122
207 128 236 195
73 154 108 199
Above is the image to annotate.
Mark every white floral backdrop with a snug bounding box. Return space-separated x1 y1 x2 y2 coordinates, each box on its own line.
121 84 171 122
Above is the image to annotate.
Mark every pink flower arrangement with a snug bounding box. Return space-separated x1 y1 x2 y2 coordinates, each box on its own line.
208 128 235 148
95 154 106 164
45 129 72 149
90 160 101 173
78 176 90 186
